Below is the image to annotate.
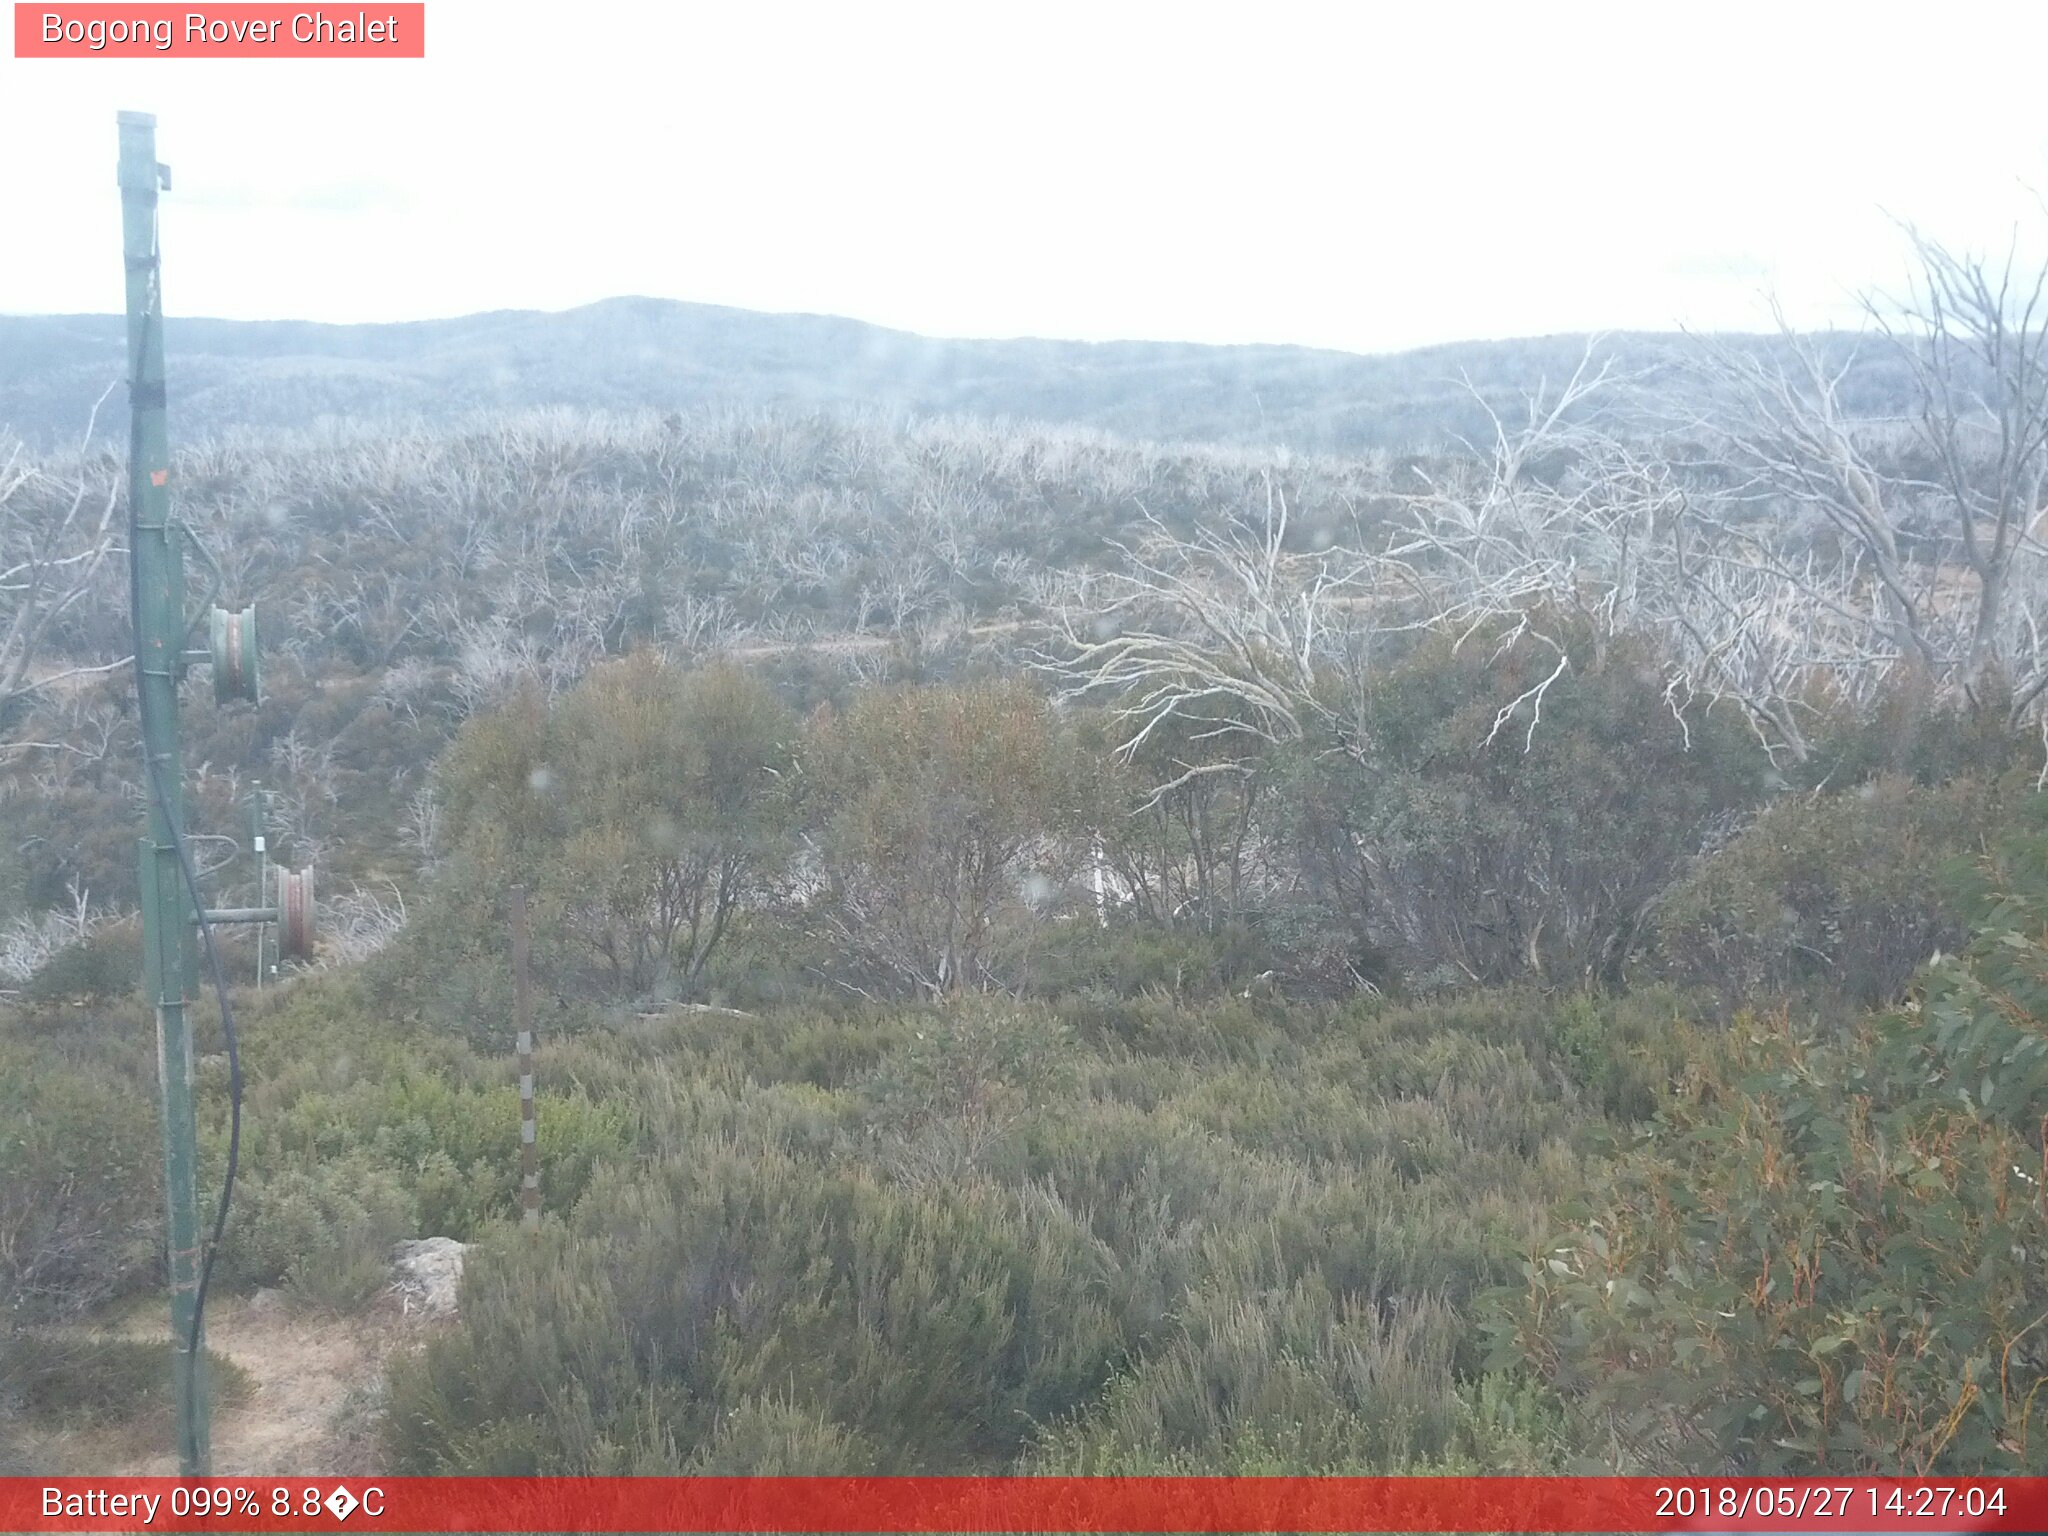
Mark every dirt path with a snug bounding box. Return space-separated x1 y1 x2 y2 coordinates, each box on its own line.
721 616 1029 662
186 1295 396 1477
23 1294 407 1476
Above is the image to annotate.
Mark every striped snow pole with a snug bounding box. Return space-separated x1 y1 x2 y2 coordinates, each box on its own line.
511 884 539 1231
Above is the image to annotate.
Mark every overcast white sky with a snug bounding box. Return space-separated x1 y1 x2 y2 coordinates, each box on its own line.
3 0 2046 354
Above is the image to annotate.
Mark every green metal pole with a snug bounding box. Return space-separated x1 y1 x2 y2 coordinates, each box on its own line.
119 108 211 1478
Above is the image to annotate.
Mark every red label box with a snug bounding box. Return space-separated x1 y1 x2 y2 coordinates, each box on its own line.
13 3 425 57
1 1476 2043 1533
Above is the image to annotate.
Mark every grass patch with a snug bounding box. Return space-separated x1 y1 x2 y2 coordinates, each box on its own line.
0 1331 250 1431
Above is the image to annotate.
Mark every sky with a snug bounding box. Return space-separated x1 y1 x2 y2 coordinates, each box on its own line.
3 0 2047 354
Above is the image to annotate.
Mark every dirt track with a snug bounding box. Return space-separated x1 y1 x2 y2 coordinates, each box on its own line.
20 1293 407 1476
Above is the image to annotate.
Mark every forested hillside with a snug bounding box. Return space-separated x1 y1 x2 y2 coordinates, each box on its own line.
8 229 2048 1477
0 301 1922 455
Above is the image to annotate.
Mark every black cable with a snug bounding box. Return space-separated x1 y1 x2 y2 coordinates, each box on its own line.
146 735 242 1368
126 235 242 1405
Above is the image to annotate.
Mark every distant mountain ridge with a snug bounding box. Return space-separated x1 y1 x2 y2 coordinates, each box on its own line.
0 296 1912 454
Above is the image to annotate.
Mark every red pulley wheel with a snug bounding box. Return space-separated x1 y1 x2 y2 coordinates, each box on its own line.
276 866 315 960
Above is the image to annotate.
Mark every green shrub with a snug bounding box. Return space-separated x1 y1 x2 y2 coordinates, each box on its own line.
1017 920 1275 1001
1802 678 2045 790
386 1147 1127 1473
1030 1281 1496 1473
1546 986 1710 1124
1277 622 1771 988
1054 989 1318 1069
0 1040 160 1318
1653 774 2016 1007
1079 704 1275 936
803 679 1092 996
859 1003 1080 1126
554 1004 915 1094
357 962 1659 1475
21 919 142 1002
223 1001 634 1243
678 1393 881 1474
692 915 852 1013
221 1158 417 1311
1502 799 2048 1473
417 656 800 1012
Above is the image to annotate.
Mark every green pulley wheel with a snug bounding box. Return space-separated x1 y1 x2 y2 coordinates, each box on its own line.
209 604 260 705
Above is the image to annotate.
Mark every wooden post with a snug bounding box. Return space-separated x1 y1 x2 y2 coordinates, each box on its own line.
512 884 539 1231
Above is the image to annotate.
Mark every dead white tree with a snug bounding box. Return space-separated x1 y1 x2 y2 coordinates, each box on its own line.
1040 473 1380 797
1683 228 2048 730
0 411 125 728
1385 347 1632 746
320 880 409 965
1382 310 2048 766
1682 321 1943 685
1885 227 2048 712
860 554 939 635
1038 353 1634 785
0 877 110 992
1046 336 1904 771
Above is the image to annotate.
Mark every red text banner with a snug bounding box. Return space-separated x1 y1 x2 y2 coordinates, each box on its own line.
13 5 424 57
2 1476 2045 1533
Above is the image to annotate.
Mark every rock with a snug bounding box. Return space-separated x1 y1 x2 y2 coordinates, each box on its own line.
389 1236 467 1318
246 1286 286 1319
